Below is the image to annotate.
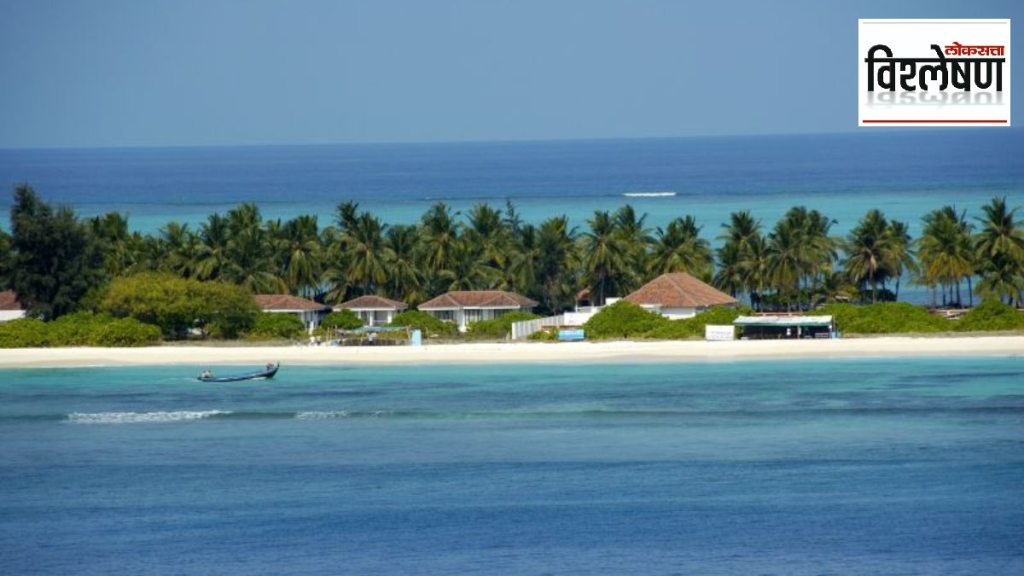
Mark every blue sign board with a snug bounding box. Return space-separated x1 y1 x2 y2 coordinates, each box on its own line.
558 329 585 341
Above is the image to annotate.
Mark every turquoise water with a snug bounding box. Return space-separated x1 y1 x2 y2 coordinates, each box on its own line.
2 131 1022 236
1 357 1022 574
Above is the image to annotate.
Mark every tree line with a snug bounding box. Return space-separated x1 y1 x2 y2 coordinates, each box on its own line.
1 184 1022 320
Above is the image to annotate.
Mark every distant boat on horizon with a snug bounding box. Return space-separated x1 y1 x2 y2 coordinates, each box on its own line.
622 191 677 198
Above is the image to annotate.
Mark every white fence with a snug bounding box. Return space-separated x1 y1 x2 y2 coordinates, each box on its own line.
510 309 600 340
511 314 564 340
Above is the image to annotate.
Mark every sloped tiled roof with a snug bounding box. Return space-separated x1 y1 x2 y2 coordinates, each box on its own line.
419 290 538 310
253 294 331 311
336 295 408 311
624 273 737 308
0 290 23 311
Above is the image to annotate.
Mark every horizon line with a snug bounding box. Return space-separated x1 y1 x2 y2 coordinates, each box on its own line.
0 126 969 153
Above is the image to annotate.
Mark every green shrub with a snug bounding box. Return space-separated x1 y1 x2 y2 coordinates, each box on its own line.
644 306 751 340
247 313 307 340
468 311 541 339
0 314 162 348
88 318 162 347
48 311 110 345
583 300 668 339
321 310 363 330
388 310 456 338
818 302 946 334
0 318 51 347
955 300 1024 332
101 273 257 339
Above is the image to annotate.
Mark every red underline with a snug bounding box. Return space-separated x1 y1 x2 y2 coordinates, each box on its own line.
862 119 1008 123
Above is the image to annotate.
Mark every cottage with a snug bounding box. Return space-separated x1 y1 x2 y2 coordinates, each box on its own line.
252 294 332 333
0 291 26 323
335 295 408 326
624 272 737 319
733 315 834 339
419 290 538 332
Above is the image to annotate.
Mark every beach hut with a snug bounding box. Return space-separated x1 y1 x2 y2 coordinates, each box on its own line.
733 315 834 339
418 290 538 332
623 272 738 319
334 295 408 326
0 291 26 323
252 294 332 333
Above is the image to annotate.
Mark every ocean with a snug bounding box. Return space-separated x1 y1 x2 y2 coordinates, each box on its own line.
1 358 1022 575
1 130 1022 237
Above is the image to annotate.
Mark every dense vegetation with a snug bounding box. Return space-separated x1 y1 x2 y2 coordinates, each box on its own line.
319 310 364 331
247 313 307 340
583 301 753 340
0 185 1022 344
0 314 160 347
953 300 1024 332
100 273 258 339
6 186 105 319
467 311 541 339
387 310 457 338
818 303 947 334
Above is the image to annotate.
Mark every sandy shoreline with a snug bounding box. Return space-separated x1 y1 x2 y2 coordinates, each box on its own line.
0 336 1021 368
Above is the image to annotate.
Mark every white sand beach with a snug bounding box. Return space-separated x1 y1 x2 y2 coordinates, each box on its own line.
0 336 1021 368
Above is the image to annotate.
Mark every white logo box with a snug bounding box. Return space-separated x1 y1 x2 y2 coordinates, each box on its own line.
858 19 1011 127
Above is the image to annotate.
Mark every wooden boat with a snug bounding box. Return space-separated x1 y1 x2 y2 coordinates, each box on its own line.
198 363 279 383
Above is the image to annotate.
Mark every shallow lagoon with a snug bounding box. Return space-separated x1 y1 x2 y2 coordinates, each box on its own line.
1 357 1022 575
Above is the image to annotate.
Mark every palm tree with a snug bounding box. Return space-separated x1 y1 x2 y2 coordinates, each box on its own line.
420 202 460 292
502 200 523 236
886 219 915 302
743 235 770 311
218 204 283 293
612 205 653 291
89 212 137 277
344 212 388 295
843 209 895 304
466 203 510 272
335 201 360 234
160 221 201 278
650 215 712 279
509 223 541 299
767 218 807 310
716 211 765 308
320 226 351 304
582 210 628 305
974 197 1024 305
536 216 578 314
801 209 839 306
383 225 424 304
917 206 974 307
195 213 231 282
277 215 323 298
438 239 497 291
714 243 745 298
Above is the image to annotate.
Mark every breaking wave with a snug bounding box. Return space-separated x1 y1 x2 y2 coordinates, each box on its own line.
67 410 231 424
622 191 676 198
31 404 1024 425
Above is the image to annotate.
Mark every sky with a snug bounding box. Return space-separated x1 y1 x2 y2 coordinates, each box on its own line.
0 0 1020 148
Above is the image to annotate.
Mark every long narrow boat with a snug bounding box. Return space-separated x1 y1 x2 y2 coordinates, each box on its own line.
198 363 279 383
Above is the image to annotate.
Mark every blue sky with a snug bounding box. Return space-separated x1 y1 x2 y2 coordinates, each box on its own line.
0 0 1019 147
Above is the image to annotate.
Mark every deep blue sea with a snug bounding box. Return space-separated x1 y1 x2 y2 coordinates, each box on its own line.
1 358 1022 575
1 130 1022 237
